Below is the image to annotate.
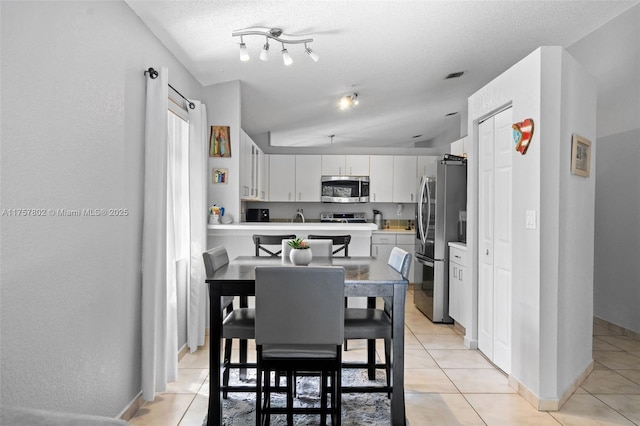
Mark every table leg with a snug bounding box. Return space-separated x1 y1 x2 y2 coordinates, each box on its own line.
366 297 377 379
207 284 223 426
391 283 407 426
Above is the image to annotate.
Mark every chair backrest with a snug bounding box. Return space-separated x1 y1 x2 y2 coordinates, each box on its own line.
307 234 351 257
302 239 333 258
255 266 345 345
202 246 229 276
253 234 297 257
388 247 412 280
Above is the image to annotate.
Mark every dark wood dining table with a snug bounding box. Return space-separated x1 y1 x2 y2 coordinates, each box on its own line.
205 256 408 425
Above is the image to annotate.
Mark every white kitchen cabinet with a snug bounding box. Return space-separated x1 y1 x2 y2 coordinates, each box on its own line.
392 156 417 203
450 136 467 158
417 155 438 178
295 155 321 201
371 231 415 283
269 155 295 201
369 155 393 202
240 130 266 200
321 155 369 176
258 150 268 201
448 242 468 329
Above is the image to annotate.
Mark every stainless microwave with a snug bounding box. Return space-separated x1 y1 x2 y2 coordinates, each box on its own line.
321 176 370 203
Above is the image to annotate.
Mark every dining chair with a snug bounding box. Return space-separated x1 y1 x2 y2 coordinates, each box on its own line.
255 266 345 426
307 234 351 257
342 246 412 397
203 246 256 398
253 234 297 257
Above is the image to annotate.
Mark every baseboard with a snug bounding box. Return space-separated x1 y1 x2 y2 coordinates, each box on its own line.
118 391 144 421
508 360 594 411
594 317 640 341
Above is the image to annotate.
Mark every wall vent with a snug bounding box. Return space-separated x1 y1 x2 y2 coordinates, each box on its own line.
445 71 465 79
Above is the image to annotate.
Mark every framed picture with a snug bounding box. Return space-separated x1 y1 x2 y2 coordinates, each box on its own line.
570 134 591 177
212 168 228 184
210 126 231 157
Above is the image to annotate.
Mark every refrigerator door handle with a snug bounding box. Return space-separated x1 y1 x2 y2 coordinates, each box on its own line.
417 177 428 245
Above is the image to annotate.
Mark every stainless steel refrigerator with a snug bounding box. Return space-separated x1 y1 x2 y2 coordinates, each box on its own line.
414 155 467 322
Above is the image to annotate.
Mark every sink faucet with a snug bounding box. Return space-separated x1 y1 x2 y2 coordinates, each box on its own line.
291 209 305 223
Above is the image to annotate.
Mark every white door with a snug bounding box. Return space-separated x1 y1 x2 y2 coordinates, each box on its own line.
478 107 512 374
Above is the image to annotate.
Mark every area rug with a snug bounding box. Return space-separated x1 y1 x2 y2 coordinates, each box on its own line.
204 368 391 425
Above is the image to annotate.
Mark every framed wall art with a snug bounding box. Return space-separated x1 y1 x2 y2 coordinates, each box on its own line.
210 126 231 157
570 134 591 177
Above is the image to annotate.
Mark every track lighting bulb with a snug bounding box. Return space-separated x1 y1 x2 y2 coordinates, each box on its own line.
260 38 270 61
239 37 250 61
339 93 359 110
281 45 293 66
305 43 319 62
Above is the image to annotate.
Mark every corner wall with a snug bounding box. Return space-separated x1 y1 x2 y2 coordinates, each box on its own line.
467 46 596 405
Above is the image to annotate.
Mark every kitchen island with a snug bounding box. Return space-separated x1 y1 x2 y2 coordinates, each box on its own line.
207 222 378 260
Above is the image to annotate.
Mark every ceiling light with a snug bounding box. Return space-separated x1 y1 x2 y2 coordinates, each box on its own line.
232 27 318 66
281 44 293 66
305 43 319 62
259 38 270 61
239 36 250 62
339 93 359 110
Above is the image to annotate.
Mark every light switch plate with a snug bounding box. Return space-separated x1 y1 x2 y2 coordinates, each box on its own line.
525 210 537 230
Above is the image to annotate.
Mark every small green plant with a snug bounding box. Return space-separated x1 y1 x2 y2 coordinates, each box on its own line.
287 238 309 249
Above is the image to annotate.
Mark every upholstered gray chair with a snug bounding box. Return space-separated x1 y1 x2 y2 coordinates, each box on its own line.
307 234 351 257
203 246 256 398
343 246 412 397
255 266 345 426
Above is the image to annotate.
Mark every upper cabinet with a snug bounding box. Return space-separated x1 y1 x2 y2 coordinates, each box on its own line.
450 136 467 158
269 155 321 202
321 155 369 176
240 130 267 201
369 155 393 202
295 156 321 201
417 156 438 178
392 156 417 203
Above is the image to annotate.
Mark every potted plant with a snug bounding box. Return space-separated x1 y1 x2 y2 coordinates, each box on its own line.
288 238 312 266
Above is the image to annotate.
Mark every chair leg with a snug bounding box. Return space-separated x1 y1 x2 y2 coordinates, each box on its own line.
264 369 271 426
286 370 294 425
255 363 262 426
222 338 233 399
320 371 327 425
239 338 248 380
384 338 392 399
335 362 342 426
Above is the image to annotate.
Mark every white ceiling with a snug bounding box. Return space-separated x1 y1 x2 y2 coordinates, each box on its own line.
125 0 637 150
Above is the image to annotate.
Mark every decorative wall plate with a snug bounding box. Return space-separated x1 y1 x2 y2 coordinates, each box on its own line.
512 118 534 155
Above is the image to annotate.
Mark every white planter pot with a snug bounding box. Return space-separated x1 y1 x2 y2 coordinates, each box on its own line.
290 248 312 266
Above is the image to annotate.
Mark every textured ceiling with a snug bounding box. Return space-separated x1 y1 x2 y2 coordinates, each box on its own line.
125 0 637 150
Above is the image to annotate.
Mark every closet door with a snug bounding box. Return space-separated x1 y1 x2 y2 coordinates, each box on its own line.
478 107 513 374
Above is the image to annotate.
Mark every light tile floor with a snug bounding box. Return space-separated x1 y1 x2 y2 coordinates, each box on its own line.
130 290 640 425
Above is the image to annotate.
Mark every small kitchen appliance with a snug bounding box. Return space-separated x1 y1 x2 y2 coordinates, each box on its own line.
246 208 270 222
373 209 383 229
321 176 370 203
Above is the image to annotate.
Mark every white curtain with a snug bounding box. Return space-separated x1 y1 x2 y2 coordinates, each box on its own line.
142 66 178 401
187 101 209 352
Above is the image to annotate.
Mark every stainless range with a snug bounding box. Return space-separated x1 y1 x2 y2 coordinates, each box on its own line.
320 212 367 223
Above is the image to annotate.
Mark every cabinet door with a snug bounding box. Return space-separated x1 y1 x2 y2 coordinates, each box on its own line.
321 155 345 175
417 156 438 178
449 260 458 321
239 130 251 199
269 155 295 201
450 136 467 157
258 150 268 200
392 156 417 202
295 155 321 202
369 155 393 202
346 155 369 176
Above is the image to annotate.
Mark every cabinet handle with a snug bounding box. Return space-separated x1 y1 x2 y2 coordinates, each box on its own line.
459 269 463 280
411 193 414 202
299 192 302 201
288 192 292 201
453 266 457 279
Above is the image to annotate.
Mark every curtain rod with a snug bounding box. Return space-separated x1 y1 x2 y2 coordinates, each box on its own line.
144 67 196 110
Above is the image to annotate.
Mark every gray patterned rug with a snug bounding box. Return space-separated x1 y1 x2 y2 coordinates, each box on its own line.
204 368 391 425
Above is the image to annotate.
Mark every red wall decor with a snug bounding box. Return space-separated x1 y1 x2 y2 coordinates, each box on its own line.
512 118 534 155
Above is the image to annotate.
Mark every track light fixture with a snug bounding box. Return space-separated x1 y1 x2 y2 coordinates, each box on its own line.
232 27 318 65
339 93 359 110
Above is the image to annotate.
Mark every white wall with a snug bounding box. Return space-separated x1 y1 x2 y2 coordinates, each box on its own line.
467 46 596 403
1 1 203 417
567 4 640 334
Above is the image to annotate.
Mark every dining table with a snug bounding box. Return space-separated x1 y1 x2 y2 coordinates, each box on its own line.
205 255 408 426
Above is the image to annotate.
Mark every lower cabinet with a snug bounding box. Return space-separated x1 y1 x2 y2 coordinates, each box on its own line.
371 232 415 283
448 243 468 329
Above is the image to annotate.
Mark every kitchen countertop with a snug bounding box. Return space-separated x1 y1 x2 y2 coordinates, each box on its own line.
208 222 378 231
372 228 415 234
448 241 467 249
